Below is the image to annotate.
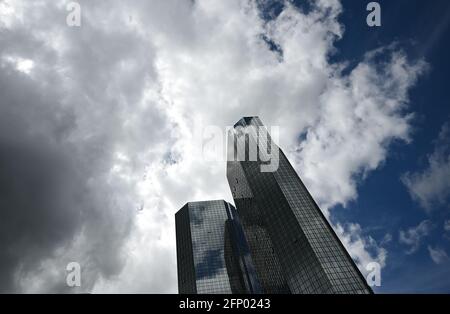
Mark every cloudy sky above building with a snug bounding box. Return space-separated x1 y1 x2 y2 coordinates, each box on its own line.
0 0 449 293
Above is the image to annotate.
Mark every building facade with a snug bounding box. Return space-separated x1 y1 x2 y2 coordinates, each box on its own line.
175 200 261 294
175 117 372 294
226 117 372 294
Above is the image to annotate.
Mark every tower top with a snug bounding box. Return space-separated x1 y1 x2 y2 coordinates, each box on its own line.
233 116 263 128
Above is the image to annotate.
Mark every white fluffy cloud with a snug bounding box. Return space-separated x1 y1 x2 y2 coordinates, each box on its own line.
0 0 427 293
427 246 449 264
399 220 434 254
445 220 450 232
296 48 426 211
402 122 450 212
335 223 387 275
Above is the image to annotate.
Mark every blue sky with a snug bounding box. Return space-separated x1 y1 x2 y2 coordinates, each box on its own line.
323 0 450 293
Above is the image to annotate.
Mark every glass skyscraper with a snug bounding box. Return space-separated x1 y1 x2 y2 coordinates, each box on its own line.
226 116 371 294
175 117 372 294
175 200 261 294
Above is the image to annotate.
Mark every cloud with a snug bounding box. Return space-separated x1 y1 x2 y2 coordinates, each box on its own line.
335 223 387 277
445 220 450 232
402 121 450 212
0 0 171 293
295 47 426 212
399 220 434 254
0 0 427 293
381 233 393 246
427 246 449 264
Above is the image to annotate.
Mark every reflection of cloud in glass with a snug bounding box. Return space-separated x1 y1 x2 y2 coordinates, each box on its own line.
195 249 224 280
189 201 233 293
176 200 263 293
189 205 205 226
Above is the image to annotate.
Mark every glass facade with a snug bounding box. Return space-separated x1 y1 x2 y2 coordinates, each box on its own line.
226 116 372 294
176 116 372 294
175 200 261 294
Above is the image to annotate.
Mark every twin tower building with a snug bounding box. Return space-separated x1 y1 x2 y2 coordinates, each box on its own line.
175 117 372 294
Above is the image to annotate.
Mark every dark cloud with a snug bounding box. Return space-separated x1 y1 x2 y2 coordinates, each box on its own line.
0 1 170 293
0 60 134 292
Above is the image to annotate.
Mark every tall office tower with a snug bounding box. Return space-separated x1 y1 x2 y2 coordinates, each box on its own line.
175 200 261 294
226 117 372 294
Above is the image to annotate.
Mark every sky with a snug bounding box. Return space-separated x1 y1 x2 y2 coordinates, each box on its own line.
0 0 449 293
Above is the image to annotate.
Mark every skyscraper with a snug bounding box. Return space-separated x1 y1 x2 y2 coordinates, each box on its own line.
226 116 372 294
175 200 261 294
175 116 372 294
